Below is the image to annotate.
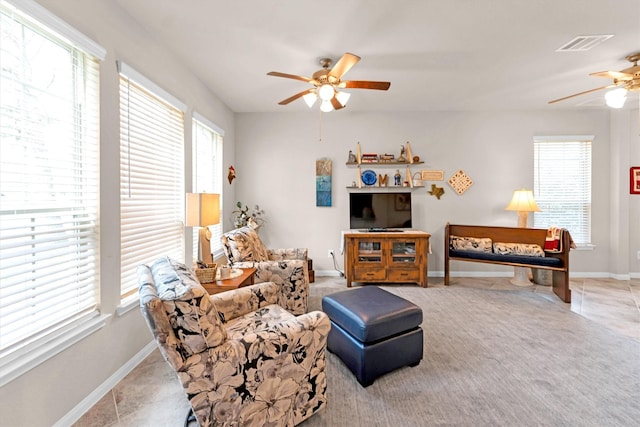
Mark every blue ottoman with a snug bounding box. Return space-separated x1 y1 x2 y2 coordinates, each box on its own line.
322 286 423 387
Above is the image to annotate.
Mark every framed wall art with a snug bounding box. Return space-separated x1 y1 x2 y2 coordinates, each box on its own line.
631 167 640 195
316 158 332 206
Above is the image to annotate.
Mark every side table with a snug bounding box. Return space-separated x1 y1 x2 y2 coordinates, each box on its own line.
202 267 257 295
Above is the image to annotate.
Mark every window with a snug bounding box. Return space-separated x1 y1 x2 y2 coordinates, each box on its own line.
192 113 224 260
533 136 593 246
0 0 103 384
119 62 185 301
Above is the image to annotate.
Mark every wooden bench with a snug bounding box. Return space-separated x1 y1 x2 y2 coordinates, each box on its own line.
444 223 571 303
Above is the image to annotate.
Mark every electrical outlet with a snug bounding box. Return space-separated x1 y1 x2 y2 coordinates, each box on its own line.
328 249 334 258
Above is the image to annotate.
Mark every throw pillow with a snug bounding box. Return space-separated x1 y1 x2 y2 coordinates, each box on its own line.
449 235 493 252
493 242 545 257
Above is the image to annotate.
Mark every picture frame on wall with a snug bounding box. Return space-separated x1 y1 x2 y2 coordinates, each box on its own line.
631 167 640 195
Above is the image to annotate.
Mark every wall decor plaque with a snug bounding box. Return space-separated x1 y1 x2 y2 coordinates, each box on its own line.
421 170 444 181
448 169 473 195
631 167 640 194
428 184 445 199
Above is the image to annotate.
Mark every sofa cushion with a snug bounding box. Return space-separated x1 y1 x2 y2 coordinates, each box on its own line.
449 235 493 252
221 226 270 263
449 249 562 267
149 257 227 356
493 242 545 257
225 304 295 340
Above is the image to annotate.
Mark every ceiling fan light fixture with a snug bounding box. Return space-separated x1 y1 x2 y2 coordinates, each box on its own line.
303 92 318 108
320 99 333 112
605 87 628 108
318 84 335 101
336 91 351 107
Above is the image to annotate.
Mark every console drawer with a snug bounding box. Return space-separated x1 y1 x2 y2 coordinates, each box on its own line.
387 269 420 282
353 268 386 281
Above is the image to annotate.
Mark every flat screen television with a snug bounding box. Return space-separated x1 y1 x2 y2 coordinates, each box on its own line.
349 192 412 230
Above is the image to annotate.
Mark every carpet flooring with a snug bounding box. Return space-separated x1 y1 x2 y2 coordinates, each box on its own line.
302 282 640 427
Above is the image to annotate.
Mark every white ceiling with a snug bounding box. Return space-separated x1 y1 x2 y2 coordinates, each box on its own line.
115 0 640 113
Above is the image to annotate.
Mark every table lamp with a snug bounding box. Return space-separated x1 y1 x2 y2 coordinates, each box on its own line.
505 189 540 285
505 189 540 228
186 193 220 265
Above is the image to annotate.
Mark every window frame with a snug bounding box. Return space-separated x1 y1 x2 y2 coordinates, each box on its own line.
118 61 186 306
0 0 107 387
533 135 593 248
192 112 225 261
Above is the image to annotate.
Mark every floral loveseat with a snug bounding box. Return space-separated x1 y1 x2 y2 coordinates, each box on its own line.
221 225 309 315
138 256 330 427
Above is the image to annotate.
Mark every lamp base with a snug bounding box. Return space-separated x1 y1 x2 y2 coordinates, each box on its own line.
510 266 532 287
198 227 213 265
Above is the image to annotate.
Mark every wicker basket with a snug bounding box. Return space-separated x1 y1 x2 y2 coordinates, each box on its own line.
195 263 217 284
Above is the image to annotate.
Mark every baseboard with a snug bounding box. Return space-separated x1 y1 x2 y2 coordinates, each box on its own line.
54 341 157 427
316 270 344 277
443 271 634 280
318 270 638 280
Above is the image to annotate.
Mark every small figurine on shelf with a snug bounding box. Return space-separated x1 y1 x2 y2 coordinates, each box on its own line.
394 169 402 186
397 145 406 163
348 150 357 163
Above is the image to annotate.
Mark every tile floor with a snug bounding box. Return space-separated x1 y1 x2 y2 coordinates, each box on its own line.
72 276 640 426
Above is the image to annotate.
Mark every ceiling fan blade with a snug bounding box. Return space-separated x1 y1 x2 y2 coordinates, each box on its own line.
590 70 634 81
329 53 361 79
278 89 313 105
548 84 616 104
267 71 313 83
343 80 391 90
331 96 345 110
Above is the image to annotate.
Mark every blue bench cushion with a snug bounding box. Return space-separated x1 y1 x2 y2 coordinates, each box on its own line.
322 286 422 343
449 249 563 268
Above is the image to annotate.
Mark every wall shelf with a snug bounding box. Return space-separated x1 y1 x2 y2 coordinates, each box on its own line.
346 186 423 192
346 161 424 166
347 141 426 189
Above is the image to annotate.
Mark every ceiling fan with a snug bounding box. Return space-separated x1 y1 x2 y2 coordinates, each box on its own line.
549 53 640 107
267 52 390 112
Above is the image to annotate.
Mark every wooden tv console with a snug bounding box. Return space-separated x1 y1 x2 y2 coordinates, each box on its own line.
343 230 430 288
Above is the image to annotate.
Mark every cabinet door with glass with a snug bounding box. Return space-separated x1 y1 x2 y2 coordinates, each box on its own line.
356 240 383 263
390 239 419 265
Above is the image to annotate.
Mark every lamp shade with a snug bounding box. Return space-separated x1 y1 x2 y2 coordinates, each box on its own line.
318 84 334 101
605 88 627 109
186 193 220 227
303 92 318 108
505 189 540 212
320 100 333 112
336 91 351 107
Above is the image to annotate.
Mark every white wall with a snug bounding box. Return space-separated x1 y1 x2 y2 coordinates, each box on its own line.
1 1 638 425
235 109 639 278
0 1 235 426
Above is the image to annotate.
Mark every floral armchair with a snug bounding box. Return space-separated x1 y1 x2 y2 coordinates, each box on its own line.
221 225 309 315
138 256 330 427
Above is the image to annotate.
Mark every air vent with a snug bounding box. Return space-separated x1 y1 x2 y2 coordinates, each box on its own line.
556 35 614 52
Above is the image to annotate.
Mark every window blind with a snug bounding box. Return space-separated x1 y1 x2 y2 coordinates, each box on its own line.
192 115 224 260
533 137 592 246
0 1 101 356
119 69 185 299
